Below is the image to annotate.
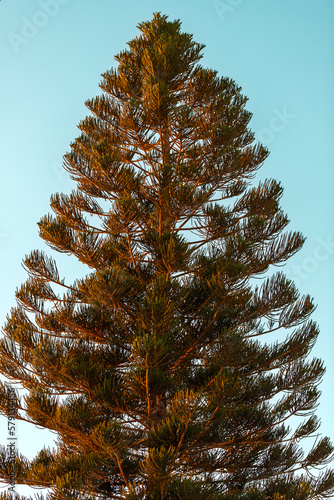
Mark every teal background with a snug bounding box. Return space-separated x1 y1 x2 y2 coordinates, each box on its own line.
0 0 333 495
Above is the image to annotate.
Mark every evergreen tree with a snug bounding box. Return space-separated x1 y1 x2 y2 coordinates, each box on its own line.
0 12 333 500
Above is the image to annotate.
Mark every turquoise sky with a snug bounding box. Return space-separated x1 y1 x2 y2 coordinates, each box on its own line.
0 0 333 496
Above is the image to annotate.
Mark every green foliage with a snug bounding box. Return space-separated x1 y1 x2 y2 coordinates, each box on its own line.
0 11 332 500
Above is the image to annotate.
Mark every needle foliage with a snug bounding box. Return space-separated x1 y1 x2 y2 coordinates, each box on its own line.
0 12 333 500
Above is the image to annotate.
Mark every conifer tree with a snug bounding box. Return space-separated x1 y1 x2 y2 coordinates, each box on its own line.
0 12 333 500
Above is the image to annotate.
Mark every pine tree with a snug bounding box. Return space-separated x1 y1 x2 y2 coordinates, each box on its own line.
0 12 333 500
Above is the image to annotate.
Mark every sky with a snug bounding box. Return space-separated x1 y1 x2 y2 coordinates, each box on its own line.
0 0 333 496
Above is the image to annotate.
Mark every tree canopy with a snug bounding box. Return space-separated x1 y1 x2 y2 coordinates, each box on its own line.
0 12 333 500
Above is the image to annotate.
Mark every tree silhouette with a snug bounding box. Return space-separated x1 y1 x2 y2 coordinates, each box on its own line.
0 12 333 500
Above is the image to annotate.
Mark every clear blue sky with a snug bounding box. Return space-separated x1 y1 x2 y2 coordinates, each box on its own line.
0 0 333 496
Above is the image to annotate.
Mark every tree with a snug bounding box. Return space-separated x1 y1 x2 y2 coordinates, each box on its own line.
0 12 333 500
